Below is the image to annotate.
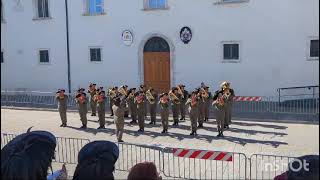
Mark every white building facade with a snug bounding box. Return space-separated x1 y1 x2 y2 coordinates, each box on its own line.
1 0 319 96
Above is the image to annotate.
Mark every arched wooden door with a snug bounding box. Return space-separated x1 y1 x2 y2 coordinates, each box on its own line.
143 37 170 93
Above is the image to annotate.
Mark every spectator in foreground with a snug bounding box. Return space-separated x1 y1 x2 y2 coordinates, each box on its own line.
1 128 57 180
72 141 119 180
274 155 319 180
127 162 162 180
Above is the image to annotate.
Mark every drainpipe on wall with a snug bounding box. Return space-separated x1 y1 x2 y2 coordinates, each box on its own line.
65 0 71 94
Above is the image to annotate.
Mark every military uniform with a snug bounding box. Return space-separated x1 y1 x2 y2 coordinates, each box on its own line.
224 88 235 128
112 93 127 142
128 88 137 124
76 90 88 128
88 84 97 116
171 87 180 126
148 89 158 125
135 91 145 132
197 93 205 128
56 89 68 127
179 85 188 121
159 93 170 133
186 92 199 135
96 91 106 129
204 88 212 122
109 86 118 116
212 89 227 137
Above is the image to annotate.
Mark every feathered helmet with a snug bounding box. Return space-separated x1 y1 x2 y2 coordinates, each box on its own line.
220 81 229 89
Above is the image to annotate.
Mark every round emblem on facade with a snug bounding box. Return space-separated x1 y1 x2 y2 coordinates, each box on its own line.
180 26 192 44
122 30 133 46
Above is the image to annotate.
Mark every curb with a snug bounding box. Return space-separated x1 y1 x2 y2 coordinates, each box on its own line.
2 106 318 125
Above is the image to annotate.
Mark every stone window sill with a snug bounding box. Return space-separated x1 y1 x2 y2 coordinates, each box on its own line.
32 17 53 21
221 59 241 63
214 0 249 5
82 12 106 16
142 7 169 11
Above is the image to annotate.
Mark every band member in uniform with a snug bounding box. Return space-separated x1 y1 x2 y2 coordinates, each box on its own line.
112 87 127 142
203 86 212 122
135 90 145 132
127 88 137 124
178 84 188 121
75 88 88 129
146 87 158 125
108 86 118 116
222 82 235 129
159 93 170 133
56 89 68 127
139 85 147 118
122 85 130 118
96 90 106 129
212 84 227 137
88 83 97 116
197 88 205 128
186 91 199 136
169 87 180 126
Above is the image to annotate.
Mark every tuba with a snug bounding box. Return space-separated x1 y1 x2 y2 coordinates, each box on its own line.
108 88 117 98
169 90 180 104
119 86 127 96
146 89 155 104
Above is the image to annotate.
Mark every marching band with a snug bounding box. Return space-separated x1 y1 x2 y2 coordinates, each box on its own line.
56 82 235 142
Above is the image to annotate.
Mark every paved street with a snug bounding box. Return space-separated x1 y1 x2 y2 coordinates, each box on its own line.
1 108 319 179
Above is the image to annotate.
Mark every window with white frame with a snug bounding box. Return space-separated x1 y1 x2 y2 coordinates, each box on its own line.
309 39 319 60
89 48 102 62
85 0 104 15
223 43 240 61
39 49 50 63
144 0 167 10
35 0 50 18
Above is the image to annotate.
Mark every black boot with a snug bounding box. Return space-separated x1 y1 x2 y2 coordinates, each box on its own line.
60 124 64 127
217 131 221 137
190 131 194 135
220 132 224 137
198 124 203 128
161 129 165 133
180 117 184 120
149 121 154 125
130 120 137 124
194 131 197 136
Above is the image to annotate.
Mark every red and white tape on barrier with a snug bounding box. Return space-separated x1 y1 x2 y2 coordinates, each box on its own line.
233 96 262 101
172 148 233 161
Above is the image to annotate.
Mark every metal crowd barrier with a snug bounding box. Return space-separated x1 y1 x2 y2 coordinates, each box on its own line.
115 142 163 172
0 133 307 180
162 147 247 179
54 137 90 164
1 133 89 165
249 154 297 180
1 133 17 149
1 91 318 117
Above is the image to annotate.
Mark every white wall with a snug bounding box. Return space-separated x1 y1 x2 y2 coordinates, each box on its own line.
1 0 319 96
1 0 68 92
